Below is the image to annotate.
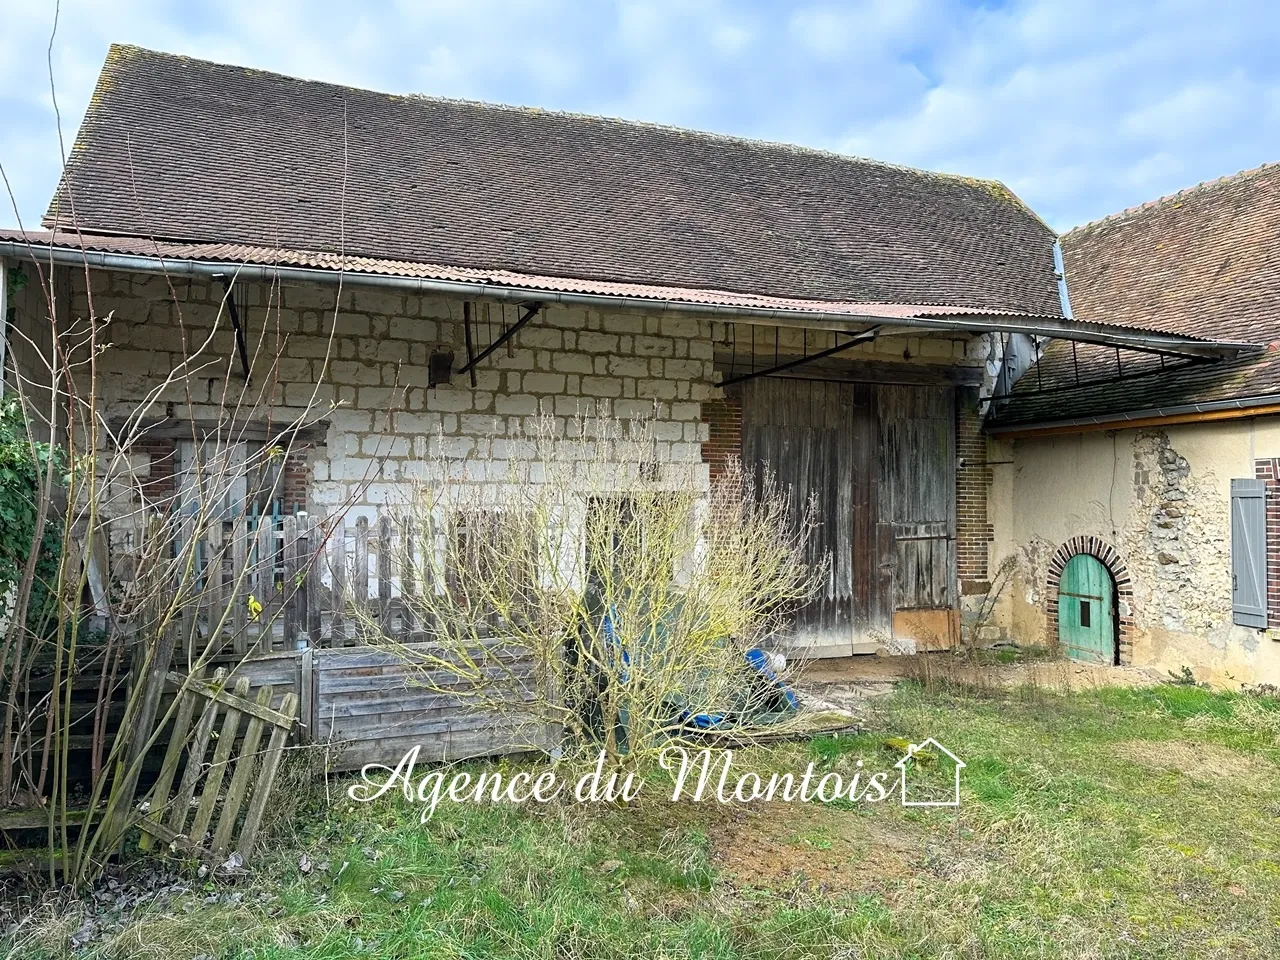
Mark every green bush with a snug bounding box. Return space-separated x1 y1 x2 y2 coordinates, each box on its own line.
0 396 64 632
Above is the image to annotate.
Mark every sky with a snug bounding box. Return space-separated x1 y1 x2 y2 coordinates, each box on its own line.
1 0 1278 233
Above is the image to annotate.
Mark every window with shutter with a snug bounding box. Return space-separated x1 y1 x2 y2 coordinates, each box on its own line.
1231 478 1267 628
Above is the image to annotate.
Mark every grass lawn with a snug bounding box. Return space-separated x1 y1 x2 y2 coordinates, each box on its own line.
8 680 1280 959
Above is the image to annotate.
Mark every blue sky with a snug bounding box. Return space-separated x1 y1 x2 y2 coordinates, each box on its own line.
1 0 1277 233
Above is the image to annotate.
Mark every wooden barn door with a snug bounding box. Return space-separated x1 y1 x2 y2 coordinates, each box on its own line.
740 379 885 657
878 385 958 648
739 378 957 657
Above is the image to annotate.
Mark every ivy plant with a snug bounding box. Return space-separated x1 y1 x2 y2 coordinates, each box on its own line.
0 396 64 631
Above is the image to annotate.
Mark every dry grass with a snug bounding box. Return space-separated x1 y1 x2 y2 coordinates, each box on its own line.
7 680 1280 959
1115 738 1272 783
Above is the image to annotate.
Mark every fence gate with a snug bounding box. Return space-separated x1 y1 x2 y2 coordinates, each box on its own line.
139 668 298 863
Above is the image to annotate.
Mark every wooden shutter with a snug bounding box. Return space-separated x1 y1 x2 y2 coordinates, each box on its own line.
178 440 250 521
1231 478 1267 628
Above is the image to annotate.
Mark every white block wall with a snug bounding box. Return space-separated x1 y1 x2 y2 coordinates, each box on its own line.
66 269 716 516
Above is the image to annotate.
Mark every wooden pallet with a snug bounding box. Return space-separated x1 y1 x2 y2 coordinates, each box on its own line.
139 668 298 864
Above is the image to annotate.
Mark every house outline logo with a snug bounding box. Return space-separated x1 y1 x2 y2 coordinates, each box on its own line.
893 738 966 807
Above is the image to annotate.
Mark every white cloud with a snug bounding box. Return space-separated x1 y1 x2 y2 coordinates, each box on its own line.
832 0 1280 227
0 0 1277 231
708 21 751 58
788 0 938 60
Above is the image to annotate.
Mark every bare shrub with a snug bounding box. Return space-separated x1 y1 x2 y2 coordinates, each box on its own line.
0 253 360 887
349 411 823 769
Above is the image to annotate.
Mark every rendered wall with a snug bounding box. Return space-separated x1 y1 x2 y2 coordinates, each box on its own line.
991 418 1280 686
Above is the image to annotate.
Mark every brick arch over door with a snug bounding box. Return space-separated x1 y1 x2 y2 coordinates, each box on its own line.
1045 536 1134 664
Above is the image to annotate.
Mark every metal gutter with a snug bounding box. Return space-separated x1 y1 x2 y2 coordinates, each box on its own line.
987 392 1280 435
0 240 1258 360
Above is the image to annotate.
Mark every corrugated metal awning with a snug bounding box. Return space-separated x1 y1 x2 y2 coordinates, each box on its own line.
0 228 1262 361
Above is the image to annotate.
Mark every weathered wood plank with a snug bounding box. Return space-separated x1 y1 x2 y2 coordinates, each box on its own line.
211 684 274 856
324 685 534 719
323 705 532 746
354 516 370 615
108 605 181 844
165 669 226 836
298 647 314 745
378 514 393 626
400 520 418 635
188 676 250 843
330 526 347 647
330 722 549 768
741 378 856 656
282 515 299 647
255 517 275 654
305 516 323 645
138 666 202 851
178 513 198 664
202 523 224 655
317 665 529 693
231 517 249 655
235 691 298 858
165 671 297 727
877 383 956 611
715 351 983 387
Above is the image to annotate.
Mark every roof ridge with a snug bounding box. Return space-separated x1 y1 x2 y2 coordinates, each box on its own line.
1064 161 1280 237
104 42 1007 191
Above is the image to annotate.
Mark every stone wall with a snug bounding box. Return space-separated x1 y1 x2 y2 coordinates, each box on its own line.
990 418 1280 685
49 267 716 519
13 264 1005 645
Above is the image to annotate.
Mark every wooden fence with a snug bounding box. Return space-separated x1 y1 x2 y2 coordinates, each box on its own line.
180 644 542 771
140 667 298 862
100 504 549 773
171 510 429 655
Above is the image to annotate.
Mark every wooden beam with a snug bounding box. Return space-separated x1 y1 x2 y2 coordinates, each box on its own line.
993 404 1280 440
105 418 327 444
164 671 297 728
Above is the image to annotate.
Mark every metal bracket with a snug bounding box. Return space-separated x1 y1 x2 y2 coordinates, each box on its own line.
457 302 543 377
212 274 252 383
719 326 882 388
987 350 1218 404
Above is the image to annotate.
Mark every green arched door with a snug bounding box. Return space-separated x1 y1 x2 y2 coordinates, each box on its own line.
1058 554 1115 664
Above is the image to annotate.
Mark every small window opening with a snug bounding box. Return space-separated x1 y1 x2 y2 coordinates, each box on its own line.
1079 598 1091 628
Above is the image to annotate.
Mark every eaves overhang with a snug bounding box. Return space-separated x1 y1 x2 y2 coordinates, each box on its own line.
0 230 1263 362
987 392 1280 438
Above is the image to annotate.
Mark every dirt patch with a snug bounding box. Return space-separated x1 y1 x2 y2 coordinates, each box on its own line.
1116 739 1273 784
706 801 924 895
964 659 1164 692
798 653 1164 695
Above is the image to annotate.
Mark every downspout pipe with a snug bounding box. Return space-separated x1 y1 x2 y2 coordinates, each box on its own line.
0 240 1255 359
989 239 1072 398
0 257 7 399
1053 240 1074 320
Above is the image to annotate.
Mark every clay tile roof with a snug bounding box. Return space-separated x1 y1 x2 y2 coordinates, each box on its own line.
989 163 1280 427
45 44 1062 315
